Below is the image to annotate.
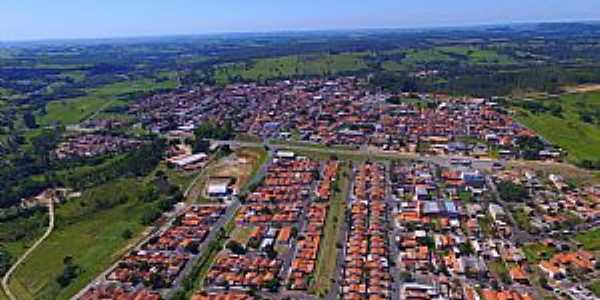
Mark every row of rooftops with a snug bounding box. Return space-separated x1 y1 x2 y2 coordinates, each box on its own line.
342 162 391 300
288 203 328 290
55 134 142 160
201 155 330 295
79 205 226 300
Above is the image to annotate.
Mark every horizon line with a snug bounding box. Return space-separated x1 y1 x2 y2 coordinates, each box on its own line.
1 18 599 45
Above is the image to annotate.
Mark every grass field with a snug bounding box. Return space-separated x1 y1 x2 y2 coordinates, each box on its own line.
522 242 556 263
38 77 177 126
574 229 600 251
310 162 350 297
7 178 156 300
403 49 454 64
215 53 368 84
512 208 534 232
514 92 600 163
398 46 517 66
439 46 517 65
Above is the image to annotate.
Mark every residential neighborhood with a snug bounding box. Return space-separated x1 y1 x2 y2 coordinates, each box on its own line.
130 77 562 161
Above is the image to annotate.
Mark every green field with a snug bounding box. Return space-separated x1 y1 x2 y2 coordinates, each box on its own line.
574 229 600 251
403 48 454 64
439 46 517 65
310 162 350 297
215 52 368 84
514 92 600 163
38 77 177 126
399 46 516 66
7 178 156 300
512 208 535 232
521 242 556 263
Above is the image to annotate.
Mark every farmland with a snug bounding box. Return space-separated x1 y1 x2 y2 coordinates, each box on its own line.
214 53 368 84
37 77 177 126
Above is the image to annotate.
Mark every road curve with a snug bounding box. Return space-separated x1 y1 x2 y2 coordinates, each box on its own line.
2 200 55 300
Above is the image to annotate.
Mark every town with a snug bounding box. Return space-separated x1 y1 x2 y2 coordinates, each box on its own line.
73 146 598 300
43 75 595 300
130 77 562 161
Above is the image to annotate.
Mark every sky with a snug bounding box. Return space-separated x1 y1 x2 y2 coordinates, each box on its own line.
2 0 600 41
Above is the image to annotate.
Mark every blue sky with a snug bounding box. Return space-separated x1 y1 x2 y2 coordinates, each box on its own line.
2 0 600 40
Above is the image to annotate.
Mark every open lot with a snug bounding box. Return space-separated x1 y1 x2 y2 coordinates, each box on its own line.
6 178 156 300
521 242 556 264
186 147 267 203
513 91 600 163
574 229 600 251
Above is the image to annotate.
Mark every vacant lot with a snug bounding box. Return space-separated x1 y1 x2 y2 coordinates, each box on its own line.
514 91 600 163
521 242 556 263
574 229 600 251
589 281 600 297
7 178 156 300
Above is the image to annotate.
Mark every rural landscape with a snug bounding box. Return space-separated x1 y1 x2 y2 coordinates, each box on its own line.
1 8 600 300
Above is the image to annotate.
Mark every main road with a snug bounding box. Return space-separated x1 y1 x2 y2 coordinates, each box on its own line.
211 139 499 170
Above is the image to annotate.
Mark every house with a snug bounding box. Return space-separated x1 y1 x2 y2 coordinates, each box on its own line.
488 204 505 221
509 266 529 284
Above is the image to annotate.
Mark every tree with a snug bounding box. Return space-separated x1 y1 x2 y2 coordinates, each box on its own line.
23 112 38 129
122 228 133 240
0 248 12 276
263 278 280 292
226 240 247 255
515 136 545 160
56 258 79 287
497 181 529 202
193 138 210 153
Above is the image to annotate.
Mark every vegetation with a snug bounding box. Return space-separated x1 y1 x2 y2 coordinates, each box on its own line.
0 247 12 276
497 181 529 202
215 53 368 84
37 78 177 126
6 162 184 300
512 208 537 233
588 281 600 297
513 92 600 167
574 229 600 251
522 243 556 263
60 138 166 189
310 161 350 297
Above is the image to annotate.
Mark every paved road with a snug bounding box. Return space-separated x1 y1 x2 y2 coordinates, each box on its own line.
163 200 241 299
212 140 499 171
2 200 55 300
